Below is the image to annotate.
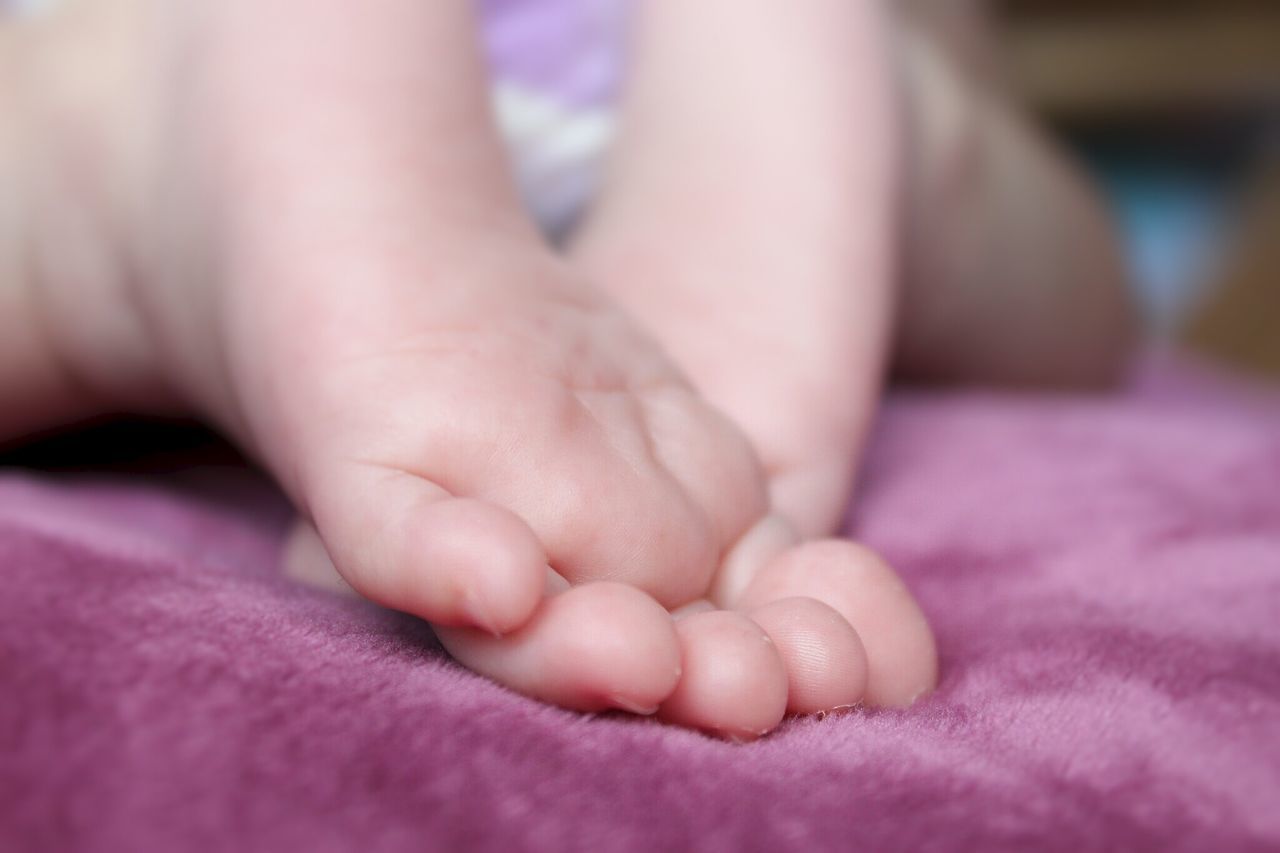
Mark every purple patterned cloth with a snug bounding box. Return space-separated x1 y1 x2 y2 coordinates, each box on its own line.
3 355 1280 851
478 0 628 108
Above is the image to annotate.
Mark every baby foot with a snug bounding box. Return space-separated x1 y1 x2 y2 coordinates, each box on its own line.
9 0 934 736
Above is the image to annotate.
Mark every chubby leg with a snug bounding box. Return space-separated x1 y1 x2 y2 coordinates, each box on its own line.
893 13 1136 387
0 9 132 440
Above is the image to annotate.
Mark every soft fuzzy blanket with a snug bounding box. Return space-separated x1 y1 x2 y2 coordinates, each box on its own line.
2 356 1279 852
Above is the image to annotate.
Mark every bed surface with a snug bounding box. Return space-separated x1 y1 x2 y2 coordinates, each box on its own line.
3 356 1279 852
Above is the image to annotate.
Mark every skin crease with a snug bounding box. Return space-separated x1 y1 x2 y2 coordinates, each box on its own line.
0 0 1130 737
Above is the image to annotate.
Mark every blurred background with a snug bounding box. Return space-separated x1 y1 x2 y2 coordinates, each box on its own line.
4 0 1275 383
991 0 1280 379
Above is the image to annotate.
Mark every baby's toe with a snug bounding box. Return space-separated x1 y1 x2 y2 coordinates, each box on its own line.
748 597 868 715
436 582 682 714
307 465 549 635
284 519 683 714
736 540 938 708
658 611 789 740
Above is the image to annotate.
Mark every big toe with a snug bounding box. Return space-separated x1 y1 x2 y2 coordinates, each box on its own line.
300 466 550 635
736 540 938 708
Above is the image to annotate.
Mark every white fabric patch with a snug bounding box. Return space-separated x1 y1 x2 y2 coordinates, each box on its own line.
491 83 615 239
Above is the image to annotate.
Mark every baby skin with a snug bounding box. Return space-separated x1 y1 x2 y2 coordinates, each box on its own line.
0 0 1130 737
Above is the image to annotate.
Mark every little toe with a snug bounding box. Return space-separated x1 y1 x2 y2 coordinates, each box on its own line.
436 582 683 714
748 597 868 715
735 540 938 708
658 610 789 740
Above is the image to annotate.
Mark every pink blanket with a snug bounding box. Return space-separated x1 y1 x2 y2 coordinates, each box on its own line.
3 356 1279 851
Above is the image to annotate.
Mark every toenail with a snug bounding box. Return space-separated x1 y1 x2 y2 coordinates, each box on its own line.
814 703 861 721
607 694 660 716
461 590 503 638
721 727 770 744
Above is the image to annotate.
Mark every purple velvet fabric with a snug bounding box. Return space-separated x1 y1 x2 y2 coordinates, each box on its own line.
3 357 1279 852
